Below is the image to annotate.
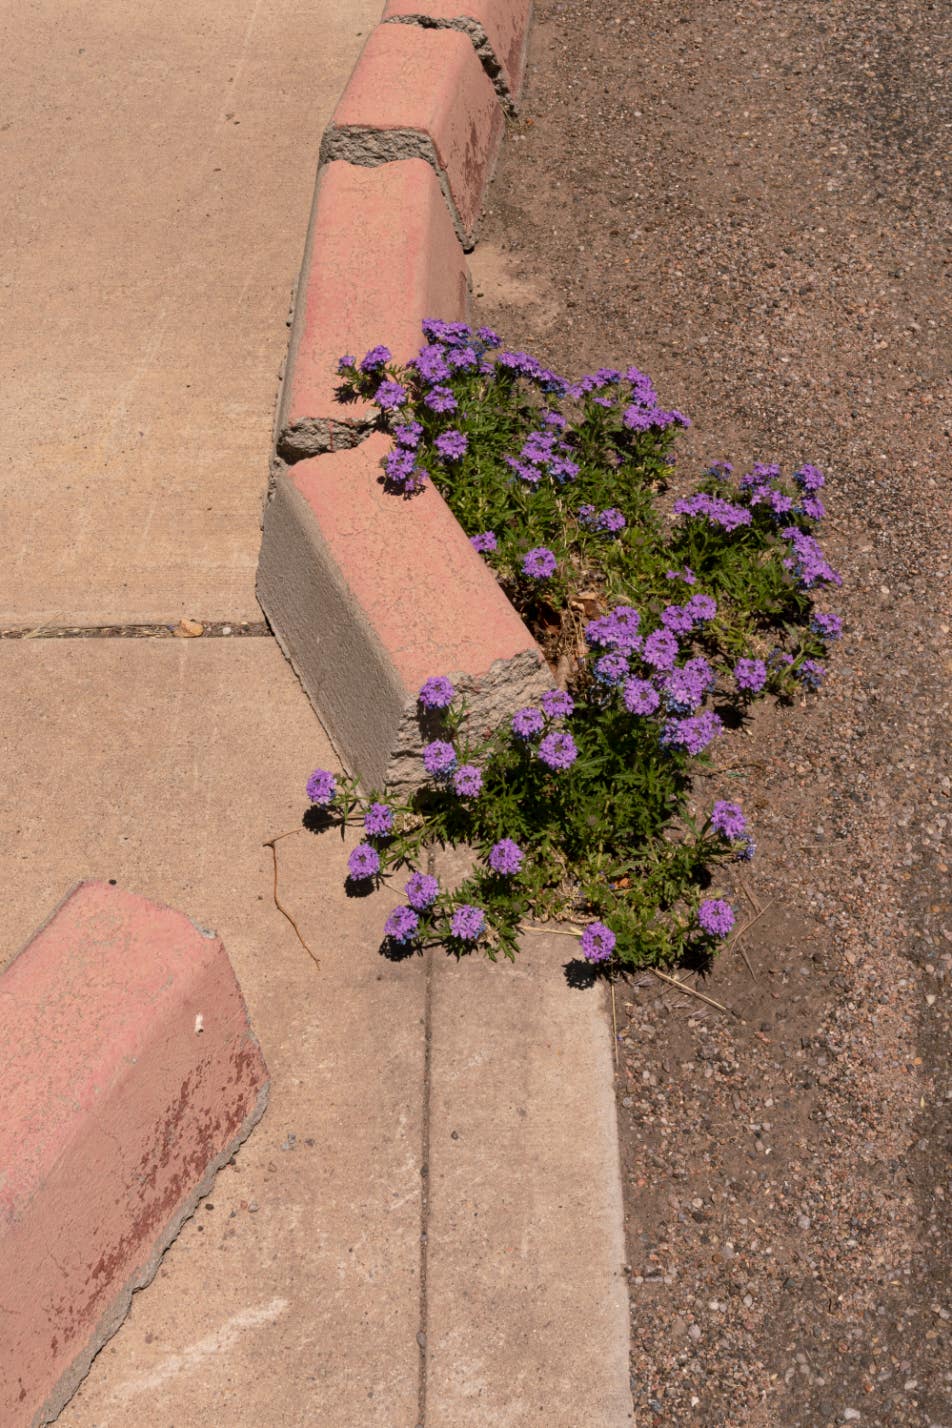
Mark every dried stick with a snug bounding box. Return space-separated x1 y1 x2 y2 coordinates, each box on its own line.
263 832 320 970
650 966 730 1015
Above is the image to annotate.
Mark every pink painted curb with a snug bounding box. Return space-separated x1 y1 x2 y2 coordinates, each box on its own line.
320 24 505 250
382 0 533 111
276 158 469 463
258 433 549 792
0 882 269 1428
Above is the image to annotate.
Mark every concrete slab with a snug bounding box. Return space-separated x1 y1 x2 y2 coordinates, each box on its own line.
0 639 424 1426
0 0 381 627
426 941 634 1426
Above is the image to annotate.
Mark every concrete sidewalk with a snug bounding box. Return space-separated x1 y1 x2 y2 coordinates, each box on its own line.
0 2 632 1422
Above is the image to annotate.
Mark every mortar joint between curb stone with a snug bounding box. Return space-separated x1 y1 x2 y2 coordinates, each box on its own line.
382 14 520 116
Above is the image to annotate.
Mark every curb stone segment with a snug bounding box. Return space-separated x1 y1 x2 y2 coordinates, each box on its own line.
0 882 268 1428
257 433 549 793
320 24 505 250
275 158 469 464
382 0 533 111
425 939 634 1425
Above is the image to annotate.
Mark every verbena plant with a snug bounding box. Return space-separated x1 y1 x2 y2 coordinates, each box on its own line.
302 321 842 971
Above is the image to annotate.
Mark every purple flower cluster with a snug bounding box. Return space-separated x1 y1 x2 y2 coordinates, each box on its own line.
585 605 642 654
698 898 735 938
512 707 544 739
450 904 485 941
348 843 380 880
780 527 841 589
538 731 578 770
374 379 407 411
423 740 457 777
673 492 752 532
710 800 747 840
796 658 826 689
707 461 734 480
424 385 457 414
594 652 630 686
360 345 391 373
522 547 558 579
643 627 680 671
663 657 714 714
795 463 825 492
579 505 626 536
470 530 497 554
364 802 393 837
385 445 427 493
306 768 337 806
435 429 468 461
453 764 483 798
488 839 524 876
661 709 723 756
665 566 696 585
419 675 455 709
623 677 661 716
811 611 842 641
384 906 419 944
542 688 575 718
734 657 767 693
581 921 616 962
406 871 439 909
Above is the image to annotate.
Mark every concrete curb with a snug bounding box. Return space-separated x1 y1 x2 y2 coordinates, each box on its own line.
259 0 547 794
259 434 548 793
0 882 268 1428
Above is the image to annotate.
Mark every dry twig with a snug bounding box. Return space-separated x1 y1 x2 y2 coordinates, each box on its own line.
263 829 320 970
650 966 731 1015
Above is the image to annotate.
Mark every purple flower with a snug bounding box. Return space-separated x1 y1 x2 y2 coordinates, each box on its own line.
476 325 501 347
406 871 439 909
435 429 468 461
470 530 498 554
374 380 407 411
736 837 757 862
384 906 419 944
512 707 545 739
414 344 451 383
550 456 580 483
337 354 356 373
360 345 391 373
643 628 680 672
734 658 767 693
419 675 455 709
800 495 827 521
811 611 842 641
660 603 695 635
385 446 418 484
348 843 380 880
623 678 661 716
796 658 826 689
522 547 558 579
364 802 393 837
488 839 524 876
663 657 713 714
506 457 542 485
424 385 458 414
711 801 747 840
422 318 473 346
665 566 696 585
446 345 478 371
595 652 630 686
453 764 483 798
707 461 734 480
673 493 752 531
780 528 841 589
581 922 616 963
306 768 338 805
538 731 578 770
795 463 825 492
684 593 717 623
394 420 423 448
541 689 575 719
450 904 485 941
423 740 457 777
698 898 735 938
661 709 723 756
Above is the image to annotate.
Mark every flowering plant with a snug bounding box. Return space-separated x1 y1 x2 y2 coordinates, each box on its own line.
303 324 842 971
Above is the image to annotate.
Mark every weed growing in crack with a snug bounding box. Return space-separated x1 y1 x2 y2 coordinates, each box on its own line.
306 322 843 972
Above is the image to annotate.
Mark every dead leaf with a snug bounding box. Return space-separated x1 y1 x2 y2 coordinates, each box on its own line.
173 618 204 638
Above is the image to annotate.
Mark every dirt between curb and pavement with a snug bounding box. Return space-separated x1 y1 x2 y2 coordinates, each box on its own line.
468 1 951 1425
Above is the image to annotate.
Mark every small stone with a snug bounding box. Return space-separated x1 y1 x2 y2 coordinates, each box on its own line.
688 1323 702 1341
